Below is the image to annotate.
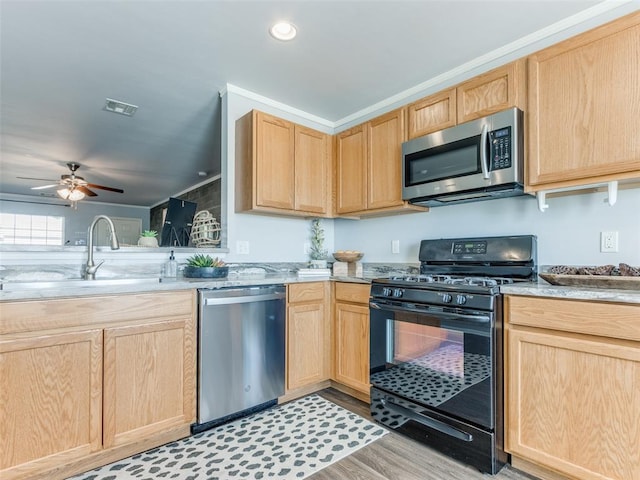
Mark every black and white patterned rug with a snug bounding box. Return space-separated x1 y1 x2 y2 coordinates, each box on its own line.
69 394 387 480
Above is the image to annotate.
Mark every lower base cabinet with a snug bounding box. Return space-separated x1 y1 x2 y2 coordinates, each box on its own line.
0 290 196 480
286 282 330 392
332 282 371 398
505 295 640 480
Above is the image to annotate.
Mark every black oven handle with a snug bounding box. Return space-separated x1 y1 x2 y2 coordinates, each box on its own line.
380 397 473 442
370 301 491 324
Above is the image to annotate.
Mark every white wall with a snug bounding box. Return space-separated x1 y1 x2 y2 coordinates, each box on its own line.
334 188 640 266
220 89 334 263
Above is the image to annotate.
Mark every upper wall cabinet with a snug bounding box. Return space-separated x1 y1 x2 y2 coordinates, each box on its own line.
527 12 640 191
407 59 527 139
236 110 331 217
335 108 427 217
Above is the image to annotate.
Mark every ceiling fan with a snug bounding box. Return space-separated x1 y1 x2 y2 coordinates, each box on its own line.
19 162 124 201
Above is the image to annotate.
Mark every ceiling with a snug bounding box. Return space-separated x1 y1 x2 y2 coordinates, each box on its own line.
1 1 636 207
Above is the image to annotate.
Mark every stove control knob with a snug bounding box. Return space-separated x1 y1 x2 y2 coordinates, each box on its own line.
382 287 392 297
456 295 467 305
393 288 404 298
441 293 453 303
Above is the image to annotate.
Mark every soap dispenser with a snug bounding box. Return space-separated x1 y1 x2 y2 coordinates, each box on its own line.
165 250 178 278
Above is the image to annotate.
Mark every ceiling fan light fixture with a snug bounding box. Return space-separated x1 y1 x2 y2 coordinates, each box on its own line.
269 21 297 41
57 187 85 202
103 98 138 116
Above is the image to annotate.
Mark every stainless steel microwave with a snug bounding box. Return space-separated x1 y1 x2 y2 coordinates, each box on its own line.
402 107 528 207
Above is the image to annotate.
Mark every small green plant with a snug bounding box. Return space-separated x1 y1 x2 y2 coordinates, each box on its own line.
309 218 328 261
140 230 158 237
186 254 225 268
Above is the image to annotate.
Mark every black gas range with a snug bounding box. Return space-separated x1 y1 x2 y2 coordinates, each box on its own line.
369 235 536 475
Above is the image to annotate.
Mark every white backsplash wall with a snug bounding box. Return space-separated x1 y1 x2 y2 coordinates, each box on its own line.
334 188 640 267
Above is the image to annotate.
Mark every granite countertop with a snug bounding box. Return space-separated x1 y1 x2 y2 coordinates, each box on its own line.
0 274 372 301
500 282 640 304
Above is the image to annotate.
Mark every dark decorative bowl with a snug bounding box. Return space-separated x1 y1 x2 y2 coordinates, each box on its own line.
183 266 229 279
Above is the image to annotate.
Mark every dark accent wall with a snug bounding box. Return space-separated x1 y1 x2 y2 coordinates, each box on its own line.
150 178 221 245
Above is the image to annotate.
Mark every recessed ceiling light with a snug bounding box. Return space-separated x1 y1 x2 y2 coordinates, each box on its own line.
103 98 138 116
269 21 297 41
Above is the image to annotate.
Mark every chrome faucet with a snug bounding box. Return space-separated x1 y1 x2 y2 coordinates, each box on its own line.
85 215 120 280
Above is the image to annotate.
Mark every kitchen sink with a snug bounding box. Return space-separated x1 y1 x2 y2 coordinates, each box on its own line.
0 277 162 291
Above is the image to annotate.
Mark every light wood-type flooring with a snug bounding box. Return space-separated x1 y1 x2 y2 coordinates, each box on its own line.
310 388 537 480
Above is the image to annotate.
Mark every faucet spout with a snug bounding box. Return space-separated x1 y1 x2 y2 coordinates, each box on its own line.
85 215 120 280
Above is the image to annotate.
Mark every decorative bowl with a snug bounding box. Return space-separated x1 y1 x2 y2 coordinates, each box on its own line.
183 266 229 279
333 251 364 263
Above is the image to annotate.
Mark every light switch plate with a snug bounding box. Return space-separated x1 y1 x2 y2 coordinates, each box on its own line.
391 240 400 254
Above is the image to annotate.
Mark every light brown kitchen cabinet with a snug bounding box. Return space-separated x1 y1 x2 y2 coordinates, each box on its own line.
286 282 330 392
236 109 331 216
335 124 368 214
335 108 426 217
407 89 457 138
103 319 192 449
504 295 640 480
407 59 526 139
526 11 640 191
332 282 371 399
0 290 196 480
0 330 103 479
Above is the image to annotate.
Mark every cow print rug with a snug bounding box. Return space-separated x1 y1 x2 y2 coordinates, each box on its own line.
69 394 387 480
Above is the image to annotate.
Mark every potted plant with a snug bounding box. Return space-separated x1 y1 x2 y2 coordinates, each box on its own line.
137 230 158 247
183 254 228 278
309 218 328 269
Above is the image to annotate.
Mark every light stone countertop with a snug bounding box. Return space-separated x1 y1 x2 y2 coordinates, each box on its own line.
0 274 372 302
500 282 640 304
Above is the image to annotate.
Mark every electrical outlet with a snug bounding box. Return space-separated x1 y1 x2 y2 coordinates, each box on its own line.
236 240 250 255
391 240 400 254
600 231 619 253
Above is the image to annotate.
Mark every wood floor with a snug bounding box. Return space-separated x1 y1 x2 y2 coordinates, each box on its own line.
310 388 537 480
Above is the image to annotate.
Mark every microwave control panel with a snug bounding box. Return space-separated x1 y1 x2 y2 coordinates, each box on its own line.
489 127 512 170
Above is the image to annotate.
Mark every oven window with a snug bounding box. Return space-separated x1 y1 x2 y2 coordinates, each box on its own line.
370 308 494 427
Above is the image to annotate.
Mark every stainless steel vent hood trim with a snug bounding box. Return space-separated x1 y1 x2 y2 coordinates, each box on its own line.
409 183 530 207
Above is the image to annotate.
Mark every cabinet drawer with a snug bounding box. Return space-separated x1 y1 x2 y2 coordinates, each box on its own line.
506 295 640 342
288 282 326 303
334 282 370 304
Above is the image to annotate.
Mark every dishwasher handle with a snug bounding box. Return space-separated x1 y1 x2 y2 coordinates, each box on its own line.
203 291 285 306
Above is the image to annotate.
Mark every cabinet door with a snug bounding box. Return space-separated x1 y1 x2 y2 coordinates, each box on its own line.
333 302 370 393
0 330 102 478
287 302 328 390
294 125 330 215
367 108 406 210
103 318 193 448
255 111 295 210
506 327 640 480
407 89 456 139
527 13 640 188
457 59 526 123
335 125 367 214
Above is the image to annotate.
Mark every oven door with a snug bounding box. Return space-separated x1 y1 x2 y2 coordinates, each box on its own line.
369 299 495 429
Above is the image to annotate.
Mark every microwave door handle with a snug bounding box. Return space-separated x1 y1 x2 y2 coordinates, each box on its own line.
480 123 490 180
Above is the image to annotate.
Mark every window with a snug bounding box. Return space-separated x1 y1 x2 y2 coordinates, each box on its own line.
0 213 64 245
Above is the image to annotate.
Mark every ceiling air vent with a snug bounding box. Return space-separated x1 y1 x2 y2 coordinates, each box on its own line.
103 98 138 116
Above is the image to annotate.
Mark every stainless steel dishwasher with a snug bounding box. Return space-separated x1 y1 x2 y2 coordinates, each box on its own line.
193 284 286 433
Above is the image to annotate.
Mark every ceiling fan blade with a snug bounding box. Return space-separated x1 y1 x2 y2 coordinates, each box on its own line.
31 184 59 190
18 176 59 182
76 185 98 197
87 183 124 193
